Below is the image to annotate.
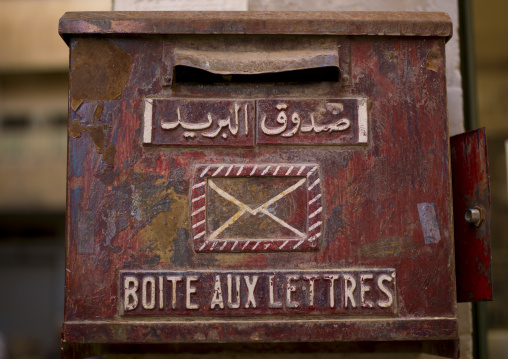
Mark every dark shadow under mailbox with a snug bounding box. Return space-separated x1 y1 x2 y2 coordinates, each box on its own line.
58 11 477 358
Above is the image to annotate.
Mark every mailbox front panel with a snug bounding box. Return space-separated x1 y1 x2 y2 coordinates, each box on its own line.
61 12 456 345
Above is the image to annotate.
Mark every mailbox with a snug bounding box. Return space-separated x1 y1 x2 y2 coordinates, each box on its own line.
59 12 491 358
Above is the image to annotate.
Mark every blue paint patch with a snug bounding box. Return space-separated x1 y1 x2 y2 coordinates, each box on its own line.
69 186 83 230
77 210 95 254
70 186 94 254
69 137 88 177
417 203 441 244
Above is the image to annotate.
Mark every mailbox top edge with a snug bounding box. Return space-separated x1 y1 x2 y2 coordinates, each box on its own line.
58 11 452 45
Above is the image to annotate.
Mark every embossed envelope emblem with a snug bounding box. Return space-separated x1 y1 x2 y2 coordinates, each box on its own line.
191 164 323 252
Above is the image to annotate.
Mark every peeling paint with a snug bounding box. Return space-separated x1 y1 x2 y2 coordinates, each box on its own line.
69 120 86 138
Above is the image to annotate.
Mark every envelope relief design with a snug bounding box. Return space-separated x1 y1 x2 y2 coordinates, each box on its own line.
191 164 323 252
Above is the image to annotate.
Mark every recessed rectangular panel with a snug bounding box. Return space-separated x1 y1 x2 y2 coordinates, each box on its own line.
191 164 322 252
256 98 368 145
148 99 255 146
120 269 397 317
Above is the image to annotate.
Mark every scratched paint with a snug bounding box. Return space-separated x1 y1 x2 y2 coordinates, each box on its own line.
417 203 442 244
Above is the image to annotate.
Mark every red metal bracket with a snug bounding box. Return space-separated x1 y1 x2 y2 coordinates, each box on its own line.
451 128 493 302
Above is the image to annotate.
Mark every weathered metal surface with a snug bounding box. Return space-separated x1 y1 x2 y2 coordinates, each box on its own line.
451 128 492 302
61 11 457 357
58 11 453 42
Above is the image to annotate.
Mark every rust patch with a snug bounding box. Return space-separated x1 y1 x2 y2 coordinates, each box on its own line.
388 52 398 62
94 103 103 122
103 145 116 165
70 39 132 111
87 125 108 150
426 50 441 72
69 120 86 138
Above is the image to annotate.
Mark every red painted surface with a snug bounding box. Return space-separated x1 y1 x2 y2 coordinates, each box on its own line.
451 128 492 302
60 11 458 357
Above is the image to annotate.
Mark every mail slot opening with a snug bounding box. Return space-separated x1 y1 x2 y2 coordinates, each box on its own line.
174 65 340 84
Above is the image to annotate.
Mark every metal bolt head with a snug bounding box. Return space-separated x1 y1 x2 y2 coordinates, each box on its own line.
465 207 485 227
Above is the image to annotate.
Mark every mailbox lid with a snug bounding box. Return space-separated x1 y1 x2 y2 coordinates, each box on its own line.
62 12 457 347
59 11 452 40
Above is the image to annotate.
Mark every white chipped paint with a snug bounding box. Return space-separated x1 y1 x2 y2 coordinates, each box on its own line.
142 276 156 310
304 275 317 308
307 166 318 177
286 275 300 308
361 274 374 308
167 276 182 309
308 178 320 191
308 232 321 242
249 165 258 176
308 221 322 232
324 275 339 308
236 165 244 176
227 275 241 309
377 274 394 308
309 207 322 219
124 276 139 311
191 207 205 216
261 166 271 175
192 219 205 229
192 194 205 203
309 193 322 205
244 275 258 308
212 166 225 176
293 239 305 249
285 166 294 175
192 181 206 190
297 165 306 175
273 166 280 175
344 274 357 308
210 275 224 309
268 275 282 308
186 276 199 309
194 231 205 239
143 99 153 144
358 98 368 143
200 166 210 177
159 276 164 309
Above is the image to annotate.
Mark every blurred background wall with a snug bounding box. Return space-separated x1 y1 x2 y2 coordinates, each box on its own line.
0 0 506 358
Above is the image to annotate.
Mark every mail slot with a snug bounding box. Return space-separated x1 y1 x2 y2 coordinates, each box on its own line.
59 11 466 358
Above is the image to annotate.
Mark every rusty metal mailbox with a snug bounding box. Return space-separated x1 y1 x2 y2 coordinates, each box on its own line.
59 11 476 358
